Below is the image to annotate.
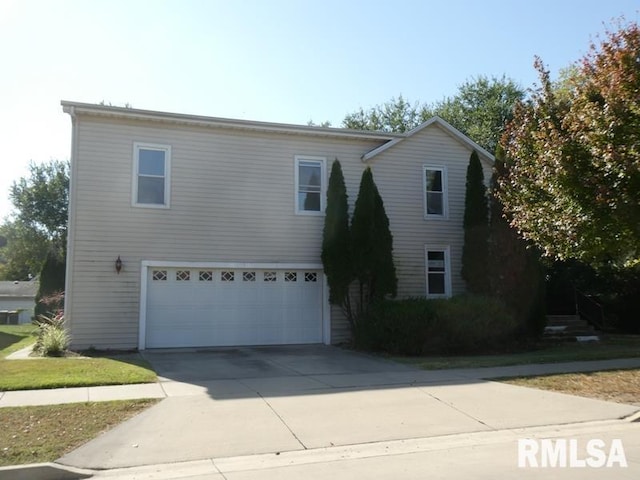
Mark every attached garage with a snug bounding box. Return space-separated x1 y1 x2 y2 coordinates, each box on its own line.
140 262 327 349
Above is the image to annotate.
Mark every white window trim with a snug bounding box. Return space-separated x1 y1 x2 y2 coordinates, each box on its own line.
132 142 171 209
423 165 448 220
294 155 326 215
425 245 452 298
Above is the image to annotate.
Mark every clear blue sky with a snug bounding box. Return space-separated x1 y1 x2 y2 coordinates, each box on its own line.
1 0 638 220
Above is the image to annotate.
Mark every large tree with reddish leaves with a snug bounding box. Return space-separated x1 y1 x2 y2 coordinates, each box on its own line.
500 20 640 268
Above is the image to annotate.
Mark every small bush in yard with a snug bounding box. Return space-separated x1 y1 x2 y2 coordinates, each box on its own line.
355 299 438 355
33 310 69 356
355 296 517 355
431 295 517 354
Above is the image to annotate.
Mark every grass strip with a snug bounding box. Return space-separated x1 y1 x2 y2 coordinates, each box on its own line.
393 337 640 370
0 399 158 466
0 325 37 358
502 369 640 405
0 356 157 391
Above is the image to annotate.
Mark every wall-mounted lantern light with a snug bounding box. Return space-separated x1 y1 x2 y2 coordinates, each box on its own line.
115 256 123 274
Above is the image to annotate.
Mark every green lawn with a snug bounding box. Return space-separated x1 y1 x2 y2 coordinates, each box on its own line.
0 325 157 391
394 335 640 370
0 355 157 391
0 324 37 358
0 399 159 466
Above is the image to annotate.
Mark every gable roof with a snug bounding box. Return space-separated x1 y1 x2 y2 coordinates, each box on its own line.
61 101 402 142
0 280 38 298
361 116 495 165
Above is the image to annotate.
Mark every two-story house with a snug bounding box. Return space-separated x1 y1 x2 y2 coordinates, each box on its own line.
61 101 493 350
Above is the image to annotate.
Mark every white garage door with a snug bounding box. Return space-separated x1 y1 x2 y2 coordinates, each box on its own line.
145 266 324 348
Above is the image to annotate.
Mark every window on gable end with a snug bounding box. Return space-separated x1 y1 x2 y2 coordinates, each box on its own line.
295 156 326 214
423 166 447 218
133 143 171 208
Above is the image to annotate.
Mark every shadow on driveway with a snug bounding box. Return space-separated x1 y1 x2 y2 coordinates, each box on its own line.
57 345 640 470
140 344 473 398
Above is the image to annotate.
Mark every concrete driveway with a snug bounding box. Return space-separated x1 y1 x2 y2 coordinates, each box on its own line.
58 346 639 470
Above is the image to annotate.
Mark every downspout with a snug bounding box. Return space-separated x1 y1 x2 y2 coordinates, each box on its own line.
63 105 78 340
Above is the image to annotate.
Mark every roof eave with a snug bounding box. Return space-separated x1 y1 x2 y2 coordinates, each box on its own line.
60 101 402 141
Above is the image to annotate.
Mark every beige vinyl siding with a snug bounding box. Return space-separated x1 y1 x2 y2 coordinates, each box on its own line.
67 115 382 348
67 113 491 349
367 123 488 298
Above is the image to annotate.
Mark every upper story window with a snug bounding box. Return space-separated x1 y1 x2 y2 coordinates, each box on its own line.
133 143 171 208
423 165 447 218
295 156 326 215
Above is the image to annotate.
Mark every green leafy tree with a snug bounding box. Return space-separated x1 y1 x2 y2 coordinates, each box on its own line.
461 151 489 293
343 95 422 133
424 76 524 153
10 160 69 246
0 160 69 281
321 160 354 322
351 168 397 316
0 221 49 280
488 146 546 337
342 77 524 152
501 21 640 268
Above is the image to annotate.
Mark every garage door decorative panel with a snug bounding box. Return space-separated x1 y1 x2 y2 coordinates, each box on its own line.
146 267 323 348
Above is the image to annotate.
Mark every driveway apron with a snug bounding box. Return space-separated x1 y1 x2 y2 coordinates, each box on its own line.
57 345 639 469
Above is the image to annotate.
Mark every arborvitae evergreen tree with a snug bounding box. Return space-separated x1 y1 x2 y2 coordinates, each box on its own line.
351 167 397 317
461 150 489 293
321 160 354 323
488 146 546 337
34 249 66 318
371 182 397 300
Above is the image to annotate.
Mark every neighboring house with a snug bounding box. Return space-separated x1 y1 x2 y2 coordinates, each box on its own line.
61 101 494 350
0 279 38 324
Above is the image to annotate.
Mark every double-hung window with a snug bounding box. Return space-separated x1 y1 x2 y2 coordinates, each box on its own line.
133 143 171 208
425 246 451 297
423 165 447 218
295 156 326 214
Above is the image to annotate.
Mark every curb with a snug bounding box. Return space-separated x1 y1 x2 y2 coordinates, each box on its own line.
4 416 639 479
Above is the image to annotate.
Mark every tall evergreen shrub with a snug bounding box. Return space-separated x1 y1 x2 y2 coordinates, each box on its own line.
461 150 489 293
34 249 66 318
351 167 397 316
321 160 354 323
488 146 546 337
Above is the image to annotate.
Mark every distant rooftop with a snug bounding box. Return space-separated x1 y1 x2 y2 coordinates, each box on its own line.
0 279 38 298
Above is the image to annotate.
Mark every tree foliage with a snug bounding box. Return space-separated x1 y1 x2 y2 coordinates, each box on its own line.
0 160 69 281
10 160 69 244
461 151 489 293
424 76 524 154
488 146 546 337
350 168 397 315
343 95 421 133
342 76 524 152
0 221 49 280
321 160 353 316
35 249 66 318
500 21 640 268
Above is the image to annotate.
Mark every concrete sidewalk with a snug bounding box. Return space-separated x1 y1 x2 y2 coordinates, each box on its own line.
4 418 639 479
53 355 640 470
2 357 640 408
78 419 640 479
2 355 640 479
